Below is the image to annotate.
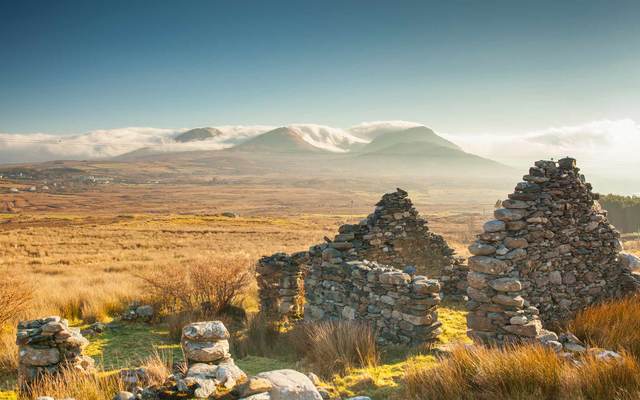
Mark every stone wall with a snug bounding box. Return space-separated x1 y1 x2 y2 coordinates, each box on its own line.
332 188 467 297
256 252 306 323
466 158 640 345
304 251 442 345
17 316 94 388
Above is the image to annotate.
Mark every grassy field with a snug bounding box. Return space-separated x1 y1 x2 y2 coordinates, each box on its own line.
1 181 638 399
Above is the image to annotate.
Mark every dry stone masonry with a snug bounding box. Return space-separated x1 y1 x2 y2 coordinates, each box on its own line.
304 256 442 345
255 188 467 344
16 316 94 388
179 321 247 398
467 157 640 345
332 188 467 297
257 252 306 324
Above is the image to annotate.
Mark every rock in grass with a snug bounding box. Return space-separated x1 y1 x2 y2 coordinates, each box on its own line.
256 369 323 400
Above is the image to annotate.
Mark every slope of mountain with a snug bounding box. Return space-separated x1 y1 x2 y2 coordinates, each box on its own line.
358 126 461 153
230 127 328 153
350 126 507 174
174 127 222 142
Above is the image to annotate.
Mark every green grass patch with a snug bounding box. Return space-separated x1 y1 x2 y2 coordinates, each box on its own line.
437 299 471 345
84 322 182 371
236 355 298 376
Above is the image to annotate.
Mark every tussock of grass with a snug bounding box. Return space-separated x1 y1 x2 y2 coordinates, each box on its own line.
25 368 124 400
404 344 640 400
289 320 379 378
570 295 640 359
0 330 18 375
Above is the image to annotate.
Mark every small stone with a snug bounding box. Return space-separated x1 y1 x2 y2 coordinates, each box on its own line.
563 343 586 353
549 271 562 285
489 278 522 292
502 199 529 209
502 320 542 337
494 208 527 222
467 272 488 289
113 391 135 400
504 237 528 249
194 378 217 398
468 242 496 256
468 256 509 275
182 321 230 341
492 294 524 307
483 220 506 233
239 377 274 397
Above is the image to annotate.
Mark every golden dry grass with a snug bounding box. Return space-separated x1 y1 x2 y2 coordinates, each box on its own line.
289 320 380 378
0 213 341 320
404 344 640 400
571 295 640 359
25 368 124 400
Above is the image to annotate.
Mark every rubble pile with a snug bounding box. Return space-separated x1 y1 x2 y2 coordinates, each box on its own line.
16 316 94 388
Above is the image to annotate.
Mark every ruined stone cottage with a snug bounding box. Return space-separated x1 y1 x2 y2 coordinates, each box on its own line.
466 157 640 345
257 188 466 345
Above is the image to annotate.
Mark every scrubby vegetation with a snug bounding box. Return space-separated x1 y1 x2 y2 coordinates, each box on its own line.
600 194 640 233
139 255 253 317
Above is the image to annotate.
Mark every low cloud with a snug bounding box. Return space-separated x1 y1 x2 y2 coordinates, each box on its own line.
0 126 273 163
445 119 640 193
348 120 423 140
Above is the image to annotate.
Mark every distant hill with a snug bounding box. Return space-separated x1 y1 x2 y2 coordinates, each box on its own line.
174 127 222 143
231 127 327 153
358 126 461 154
351 126 506 174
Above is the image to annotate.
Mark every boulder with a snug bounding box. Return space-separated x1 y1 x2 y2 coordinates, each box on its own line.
256 369 323 400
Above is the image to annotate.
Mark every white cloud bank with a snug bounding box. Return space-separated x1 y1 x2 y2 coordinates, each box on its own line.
0 125 273 163
1 119 638 193
445 119 640 193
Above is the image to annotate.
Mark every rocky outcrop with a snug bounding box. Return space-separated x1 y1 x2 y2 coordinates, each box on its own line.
16 316 94 388
466 158 640 345
257 252 307 324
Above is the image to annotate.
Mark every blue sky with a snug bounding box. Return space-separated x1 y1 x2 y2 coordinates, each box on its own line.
1 0 639 134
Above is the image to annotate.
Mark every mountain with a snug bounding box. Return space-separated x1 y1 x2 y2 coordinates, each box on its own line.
231 127 328 153
350 126 506 174
358 126 461 154
174 127 222 143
